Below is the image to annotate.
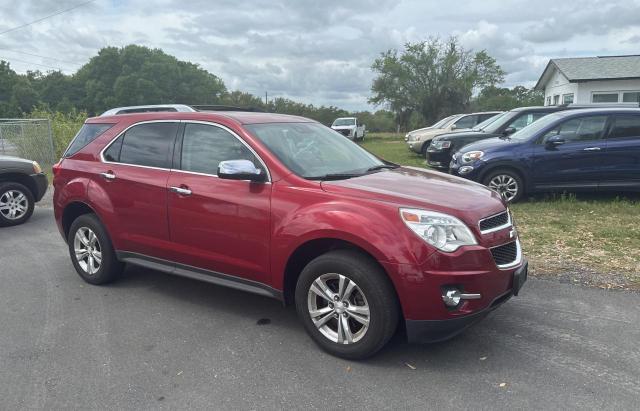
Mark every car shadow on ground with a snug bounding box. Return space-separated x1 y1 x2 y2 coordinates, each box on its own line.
111 264 520 368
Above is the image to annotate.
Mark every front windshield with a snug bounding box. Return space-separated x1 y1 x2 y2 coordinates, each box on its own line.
509 113 563 141
472 113 503 131
482 111 520 133
332 118 355 126
246 122 387 179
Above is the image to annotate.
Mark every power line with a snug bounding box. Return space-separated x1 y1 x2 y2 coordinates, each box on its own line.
0 0 97 36
0 48 83 66
0 55 64 71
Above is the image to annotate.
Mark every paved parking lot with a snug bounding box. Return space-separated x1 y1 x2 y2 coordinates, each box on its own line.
1 204 639 410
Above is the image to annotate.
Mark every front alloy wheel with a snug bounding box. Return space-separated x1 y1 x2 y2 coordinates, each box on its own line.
485 171 523 202
307 273 370 345
295 250 399 359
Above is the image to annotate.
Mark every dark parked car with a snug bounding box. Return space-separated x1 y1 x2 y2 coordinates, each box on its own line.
427 106 578 170
450 108 640 202
53 105 527 359
0 155 48 226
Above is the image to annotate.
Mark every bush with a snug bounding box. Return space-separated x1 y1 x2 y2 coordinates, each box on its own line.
27 107 87 158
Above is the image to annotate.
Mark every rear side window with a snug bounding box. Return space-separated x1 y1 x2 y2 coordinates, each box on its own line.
64 124 114 157
608 115 640 139
106 122 178 168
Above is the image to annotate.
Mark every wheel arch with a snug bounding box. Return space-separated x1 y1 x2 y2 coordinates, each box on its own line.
61 201 100 241
0 172 38 199
281 237 402 313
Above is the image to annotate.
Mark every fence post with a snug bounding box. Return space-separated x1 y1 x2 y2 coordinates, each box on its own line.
0 125 4 153
47 119 56 163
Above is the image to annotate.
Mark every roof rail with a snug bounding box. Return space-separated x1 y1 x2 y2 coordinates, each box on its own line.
191 105 265 112
100 104 197 116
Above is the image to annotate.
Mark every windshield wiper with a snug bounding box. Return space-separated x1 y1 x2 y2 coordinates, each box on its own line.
366 164 399 172
306 173 363 181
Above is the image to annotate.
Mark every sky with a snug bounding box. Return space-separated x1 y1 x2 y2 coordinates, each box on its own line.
1 0 639 110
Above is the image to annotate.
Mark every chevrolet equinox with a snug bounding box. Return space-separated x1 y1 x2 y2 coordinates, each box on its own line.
53 105 527 359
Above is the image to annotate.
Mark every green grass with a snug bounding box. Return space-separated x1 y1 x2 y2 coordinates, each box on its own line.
361 132 427 167
361 133 640 289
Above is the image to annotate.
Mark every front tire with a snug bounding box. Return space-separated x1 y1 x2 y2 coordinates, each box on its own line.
483 169 524 202
68 214 123 285
295 250 399 360
0 182 34 227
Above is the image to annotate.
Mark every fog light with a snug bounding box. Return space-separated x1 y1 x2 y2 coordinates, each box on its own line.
442 289 462 307
459 166 474 174
442 287 482 307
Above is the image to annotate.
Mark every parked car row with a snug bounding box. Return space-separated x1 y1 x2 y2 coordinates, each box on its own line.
408 105 640 201
405 111 501 156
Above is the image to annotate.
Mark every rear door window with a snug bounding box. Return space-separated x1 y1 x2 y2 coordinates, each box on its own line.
107 122 178 168
608 115 640 140
64 124 114 157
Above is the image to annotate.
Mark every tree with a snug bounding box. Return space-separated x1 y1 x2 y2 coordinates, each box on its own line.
472 86 544 111
370 37 505 130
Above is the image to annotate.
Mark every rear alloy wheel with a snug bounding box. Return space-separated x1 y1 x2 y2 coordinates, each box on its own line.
295 250 399 360
484 170 524 202
0 182 34 227
68 214 123 285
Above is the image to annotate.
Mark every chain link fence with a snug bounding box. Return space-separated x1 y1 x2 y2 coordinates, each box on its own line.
0 119 57 169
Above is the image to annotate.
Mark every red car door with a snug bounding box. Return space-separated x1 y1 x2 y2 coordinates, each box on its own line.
166 122 272 284
95 121 179 257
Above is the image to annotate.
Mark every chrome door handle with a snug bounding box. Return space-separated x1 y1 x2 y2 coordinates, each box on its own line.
100 172 116 180
170 186 192 196
583 147 601 151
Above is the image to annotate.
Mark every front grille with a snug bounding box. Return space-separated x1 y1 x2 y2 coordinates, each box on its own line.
479 211 510 233
338 129 350 136
491 241 518 266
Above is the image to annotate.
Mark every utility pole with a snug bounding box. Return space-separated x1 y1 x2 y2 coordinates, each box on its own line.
265 91 268 106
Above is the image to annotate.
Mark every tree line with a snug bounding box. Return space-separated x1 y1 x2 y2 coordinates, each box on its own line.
0 40 542 132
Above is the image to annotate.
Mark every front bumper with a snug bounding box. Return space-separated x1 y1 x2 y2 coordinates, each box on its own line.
407 140 425 154
425 148 452 170
30 172 48 202
449 159 486 181
406 260 528 343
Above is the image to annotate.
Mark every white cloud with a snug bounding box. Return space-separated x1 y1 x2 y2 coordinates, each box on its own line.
0 0 639 110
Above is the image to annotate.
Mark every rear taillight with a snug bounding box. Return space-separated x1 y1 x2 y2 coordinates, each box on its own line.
52 160 63 177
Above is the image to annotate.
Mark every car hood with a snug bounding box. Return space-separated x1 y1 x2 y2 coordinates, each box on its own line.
434 130 493 141
332 125 355 129
320 167 505 224
459 136 523 153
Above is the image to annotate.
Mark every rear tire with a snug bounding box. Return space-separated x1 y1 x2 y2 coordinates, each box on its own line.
483 169 524 203
295 250 399 360
0 182 34 227
68 214 123 285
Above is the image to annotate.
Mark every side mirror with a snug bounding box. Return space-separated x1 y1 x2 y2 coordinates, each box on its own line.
503 127 516 135
545 135 566 148
450 124 458 130
218 159 266 182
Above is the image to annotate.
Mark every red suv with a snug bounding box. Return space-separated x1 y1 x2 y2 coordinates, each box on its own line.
53 105 527 359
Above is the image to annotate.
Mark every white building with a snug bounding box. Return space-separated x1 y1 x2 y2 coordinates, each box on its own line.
535 55 640 106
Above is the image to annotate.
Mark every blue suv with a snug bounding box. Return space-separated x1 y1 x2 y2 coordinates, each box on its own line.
450 108 640 202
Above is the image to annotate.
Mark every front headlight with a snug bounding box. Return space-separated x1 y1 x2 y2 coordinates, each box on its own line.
32 161 42 173
461 151 484 163
433 140 452 150
400 208 477 252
